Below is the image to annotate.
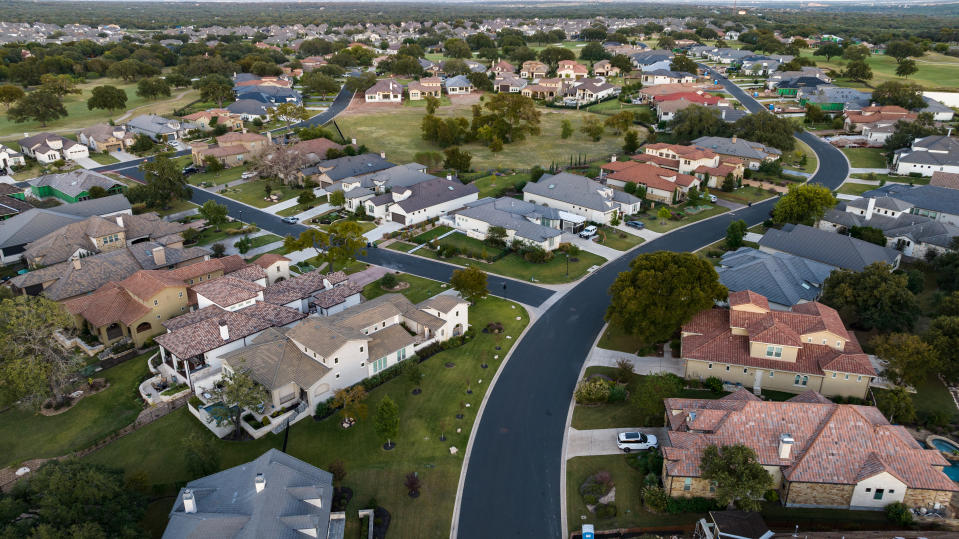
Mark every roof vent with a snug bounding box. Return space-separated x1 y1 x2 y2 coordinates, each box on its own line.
548 184 555 189
182 489 197 513
254 472 266 493
448 186 454 191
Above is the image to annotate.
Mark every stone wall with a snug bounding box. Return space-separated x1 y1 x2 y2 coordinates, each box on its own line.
785 481 854 507
903 488 954 509
665 475 715 498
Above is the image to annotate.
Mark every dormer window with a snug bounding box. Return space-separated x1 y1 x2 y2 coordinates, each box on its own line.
765 345 783 358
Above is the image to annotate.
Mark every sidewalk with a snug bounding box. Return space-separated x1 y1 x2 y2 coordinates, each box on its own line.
218 230 275 256
364 221 403 242
262 197 301 215
844 177 881 185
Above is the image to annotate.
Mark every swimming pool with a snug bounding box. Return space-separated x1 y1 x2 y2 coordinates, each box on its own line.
930 438 959 455
925 437 959 481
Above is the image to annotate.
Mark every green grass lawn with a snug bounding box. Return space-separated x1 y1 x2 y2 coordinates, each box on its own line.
362 272 446 304
85 296 529 539
188 165 250 186
585 100 652 117
567 454 703 535
850 172 929 185
387 241 416 252
336 101 645 170
315 219 377 236
238 234 282 250
835 182 875 196
471 173 530 199
841 147 888 169
153 199 198 217
219 181 308 209
636 204 729 234
193 221 243 246
594 226 644 251
597 323 644 354
799 50 959 91
783 138 819 174
88 152 120 165
900 374 959 423
0 351 152 467
713 186 775 205
404 96 452 108
411 225 453 243
276 202 316 217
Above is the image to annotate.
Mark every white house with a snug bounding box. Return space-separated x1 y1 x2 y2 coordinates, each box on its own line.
364 78 403 103
894 135 959 177
0 143 25 170
522 172 642 225
450 197 564 251
364 177 479 225
18 132 89 164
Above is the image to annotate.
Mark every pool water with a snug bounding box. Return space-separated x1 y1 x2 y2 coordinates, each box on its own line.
926 439 959 481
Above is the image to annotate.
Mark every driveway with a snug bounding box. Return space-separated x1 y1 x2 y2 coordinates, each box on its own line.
584 344 684 376
347 265 389 287
565 427 667 459
714 198 745 211
364 221 403 242
75 156 102 169
561 232 622 260
108 150 138 162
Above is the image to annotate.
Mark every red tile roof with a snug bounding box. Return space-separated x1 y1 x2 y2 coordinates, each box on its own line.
252 253 290 269
607 162 699 193
653 92 722 105
728 290 770 310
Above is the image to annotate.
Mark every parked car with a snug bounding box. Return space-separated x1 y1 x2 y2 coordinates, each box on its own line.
240 171 257 180
579 225 598 239
281 216 300 224
182 165 199 175
625 220 645 230
708 194 718 203
617 431 658 453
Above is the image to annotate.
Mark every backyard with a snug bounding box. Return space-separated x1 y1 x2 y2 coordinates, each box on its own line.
841 147 888 169
471 172 530 199
362 272 447 304
84 295 530 538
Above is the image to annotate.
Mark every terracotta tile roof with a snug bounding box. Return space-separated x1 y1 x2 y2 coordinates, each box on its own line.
118 270 185 301
163 304 227 331
166 255 245 281
263 270 332 306
644 143 717 161
663 396 958 492
599 160 640 172
192 276 264 307
931 171 959 190
787 390 834 404
312 282 362 309
654 92 722 105
226 264 268 283
728 290 770 310
156 302 304 359
63 282 150 327
252 253 291 269
607 162 699 193
632 153 680 169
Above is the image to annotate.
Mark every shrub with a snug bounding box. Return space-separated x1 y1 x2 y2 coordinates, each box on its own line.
607 384 628 402
885 502 915 527
641 485 668 512
189 395 202 409
764 489 779 502
380 273 398 289
594 503 617 519
704 376 724 393
665 496 721 514
574 378 611 404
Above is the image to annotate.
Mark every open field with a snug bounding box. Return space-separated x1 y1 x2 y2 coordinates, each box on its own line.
799 50 959 90
836 182 874 196
841 147 888 169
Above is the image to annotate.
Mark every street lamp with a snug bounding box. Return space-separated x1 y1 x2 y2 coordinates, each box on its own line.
565 251 569 277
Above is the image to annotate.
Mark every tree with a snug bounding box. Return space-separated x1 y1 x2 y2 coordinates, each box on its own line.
925 316 959 384
538 46 576 71
886 40 923 64
872 81 926 110
404 471 421 497
732 112 796 152
656 206 671 224
670 54 698 74
560 119 573 139
443 147 472 173
772 183 836 225
725 219 747 250
0 84 24 108
39 73 80 98
274 102 311 130
609 54 633 74
165 72 192 88
195 74 234 107
87 84 127 111
700 444 774 511
405 359 422 390
443 38 472 59
284 220 365 271
844 60 873 82
451 266 488 303
211 242 226 258
813 43 843 61
873 333 939 388
7 90 67 127
657 35 676 50
896 58 919 78
328 460 347 487
331 385 368 420
849 225 886 246
374 395 400 449
482 93 542 143
300 71 340 96
0 460 146 537
580 116 604 141
875 386 917 424
631 372 682 424
604 110 634 134
136 77 170 100
606 252 727 346
820 262 919 332
580 42 609 62
670 105 730 144
344 71 377 93
884 114 942 153
721 173 736 192
328 190 346 207
842 44 871 62
623 130 640 154
138 156 192 209
424 95 440 115
0 296 79 410
198 200 228 231
209 369 268 440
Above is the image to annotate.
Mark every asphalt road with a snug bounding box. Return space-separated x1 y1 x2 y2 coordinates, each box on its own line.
454 74 850 538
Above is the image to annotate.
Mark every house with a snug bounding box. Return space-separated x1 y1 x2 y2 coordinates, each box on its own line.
337 163 435 213
772 76 831 98
234 85 302 105
191 131 270 169
759 223 901 271
494 74 527 94
26 169 125 203
556 60 588 80
127 114 197 142
419 58 443 77
766 67 831 90
366 177 478 225
301 56 328 70
520 60 548 79
641 69 697 86
18 132 89 163
407 77 442 100
252 253 292 285
717 247 835 309
233 74 293 88
798 86 872 112
894 135 959 177
630 50 674 72
450 197 564 251
261 269 361 315
165 449 338 539
691 136 782 170
655 98 700 122
364 78 403 103
654 91 725 107
569 80 617 104
78 123 136 153
0 143 25 171
922 96 955 122
844 106 916 133
663 389 957 509
523 172 642 225
181 109 245 132
681 290 876 398
0 184 33 221
227 99 272 121
444 75 474 95
605 162 701 205
591 59 621 77
491 59 515 75
302 153 394 188
636 82 720 104
629 144 744 188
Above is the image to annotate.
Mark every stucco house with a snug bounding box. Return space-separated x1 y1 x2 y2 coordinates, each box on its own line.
407 77 442 100
691 136 782 170
18 132 89 163
523 172 642 225
894 135 959 177
78 123 136 153
0 143 25 170
450 197 564 251
364 176 478 225
364 78 403 103
190 131 270 169
663 389 958 510
605 162 700 205
556 60 588 80
444 75 474 95
520 60 548 79
127 114 197 142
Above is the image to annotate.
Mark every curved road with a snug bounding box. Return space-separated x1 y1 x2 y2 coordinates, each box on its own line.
453 73 849 539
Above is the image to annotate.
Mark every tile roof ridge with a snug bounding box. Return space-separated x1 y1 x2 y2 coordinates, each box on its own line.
784 403 840 480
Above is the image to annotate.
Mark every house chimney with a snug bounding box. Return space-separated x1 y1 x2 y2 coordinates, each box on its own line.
380 152 386 159
611 154 617 162
865 197 875 220
152 246 166 266
446 174 452 181
218 320 229 340
254 473 266 493
72 258 81 270
182 489 197 514
115 215 123 228
778 433 795 459
731 135 737 143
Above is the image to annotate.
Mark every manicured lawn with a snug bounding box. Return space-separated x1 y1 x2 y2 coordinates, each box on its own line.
635 204 729 234
585 100 653 117
276 202 317 217
153 199 198 217
567 454 702 535
336 101 646 170
597 323 644 354
316 219 377 236
411 225 453 243
412 241 607 284
85 296 529 539
471 172 530 199
437 232 504 256
193 221 243 246
0 351 152 467
387 241 416 252
594 226 644 251
902 374 959 423
362 272 446 304
188 165 250 186
783 138 819 174
799 49 959 91
88 152 120 165
841 147 888 169
713 185 774 205
404 96 451 107
835 182 875 196
238 234 282 250
850 172 929 185
219 180 308 209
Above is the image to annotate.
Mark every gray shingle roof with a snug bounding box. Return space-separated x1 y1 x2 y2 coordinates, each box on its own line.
0 194 130 249
454 199 562 244
394 177 478 213
308 153 394 181
718 247 836 307
691 136 782 160
759 224 900 271
524 172 639 213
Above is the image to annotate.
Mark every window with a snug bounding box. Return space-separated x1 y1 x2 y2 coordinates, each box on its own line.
178 291 183 298
873 488 885 500
683 478 692 491
360 362 365 367
709 481 717 493
865 488 871 492
334 358 339 364
857 376 862 382
372 357 388 373
725 365 730 371
832 372 837 378
398 347 407 361
154 300 158 306
743 368 748 374
801 376 808 386
360 346 364 352
822 339 827 344
837 340 842 347
765 345 783 358
769 371 774 377
845 374 850 380
335 373 340 379
707 363 713 369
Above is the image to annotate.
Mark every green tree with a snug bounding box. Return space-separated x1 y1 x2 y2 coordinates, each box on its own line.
732 112 796 152
721 173 736 192
198 199 228 231
580 42 609 62
297 190 317 206
450 266 488 303
875 387 917 424
609 54 633 73
849 225 886 246
560 119 573 139
211 242 226 258
285 220 365 271
195 74 234 107
538 46 576 71
623 130 640 153
209 369 268 440
670 105 730 144
203 154 224 174
872 81 926 110
39 73 80 98
0 296 79 410
344 71 377 93
443 38 472 59
374 395 400 449
771 183 837 225
631 372 682 424
328 190 346 207
925 316 959 384
137 156 192 209
482 93 542 143
895 58 918 78
604 110 634 134
580 116 604 141
443 146 472 172
874 333 939 388
700 444 774 511
425 95 440 115
300 71 340 96
656 206 671 224
136 77 170 100
606 252 727 346
0 84 24 108
165 72 192 88
274 102 311 130
331 385 368 420
886 40 923 64
844 60 874 82
8 89 67 127
657 35 676 50
813 43 843 61
725 219 747 250
669 54 698 74
87 84 127 111
842 44 871 62
820 262 919 332
182 432 220 478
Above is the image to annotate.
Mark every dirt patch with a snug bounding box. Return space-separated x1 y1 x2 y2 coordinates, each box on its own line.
381 281 410 292
39 379 110 416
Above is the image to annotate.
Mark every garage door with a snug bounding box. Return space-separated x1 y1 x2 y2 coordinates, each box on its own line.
391 213 406 224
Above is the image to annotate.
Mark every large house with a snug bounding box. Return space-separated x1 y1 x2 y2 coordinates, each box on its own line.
641 69 697 86
520 60 548 79
26 169 125 203
450 197 564 251
717 248 835 310
760 223 901 271
663 389 957 509
363 177 478 225
127 114 197 142
181 109 245 132
364 78 403 103
407 77 443 100
523 172 642 225
444 75 474 95
681 290 876 398
894 135 959 177
302 153 395 188
591 59 621 77
0 143 25 171
0 184 33 221
334 163 435 212
165 449 338 539
605 162 701 205
556 60 589 80
78 123 136 153
632 143 745 187
18 132 89 164
691 136 782 170
190 131 270 169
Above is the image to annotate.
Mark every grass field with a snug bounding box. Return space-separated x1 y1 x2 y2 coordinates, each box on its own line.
784 138 819 174
850 172 929 185
597 323 645 354
336 99 645 170
799 50 959 91
188 164 250 186
594 226 644 251
0 351 151 467
88 152 120 165
472 172 530 199
362 272 446 304
219 180 309 209
154 199 198 217
411 225 453 243
841 147 888 169
713 185 775 205
85 296 529 538
635 204 729 234
194 221 244 246
835 182 875 196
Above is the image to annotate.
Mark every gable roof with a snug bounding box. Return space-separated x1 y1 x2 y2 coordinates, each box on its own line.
718 247 836 307
759 224 900 271
393 177 478 214
524 172 639 213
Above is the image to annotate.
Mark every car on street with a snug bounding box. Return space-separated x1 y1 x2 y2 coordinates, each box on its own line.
617 431 658 453
182 165 198 175
578 225 598 239
625 220 644 230
281 216 300 224
708 194 718 203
